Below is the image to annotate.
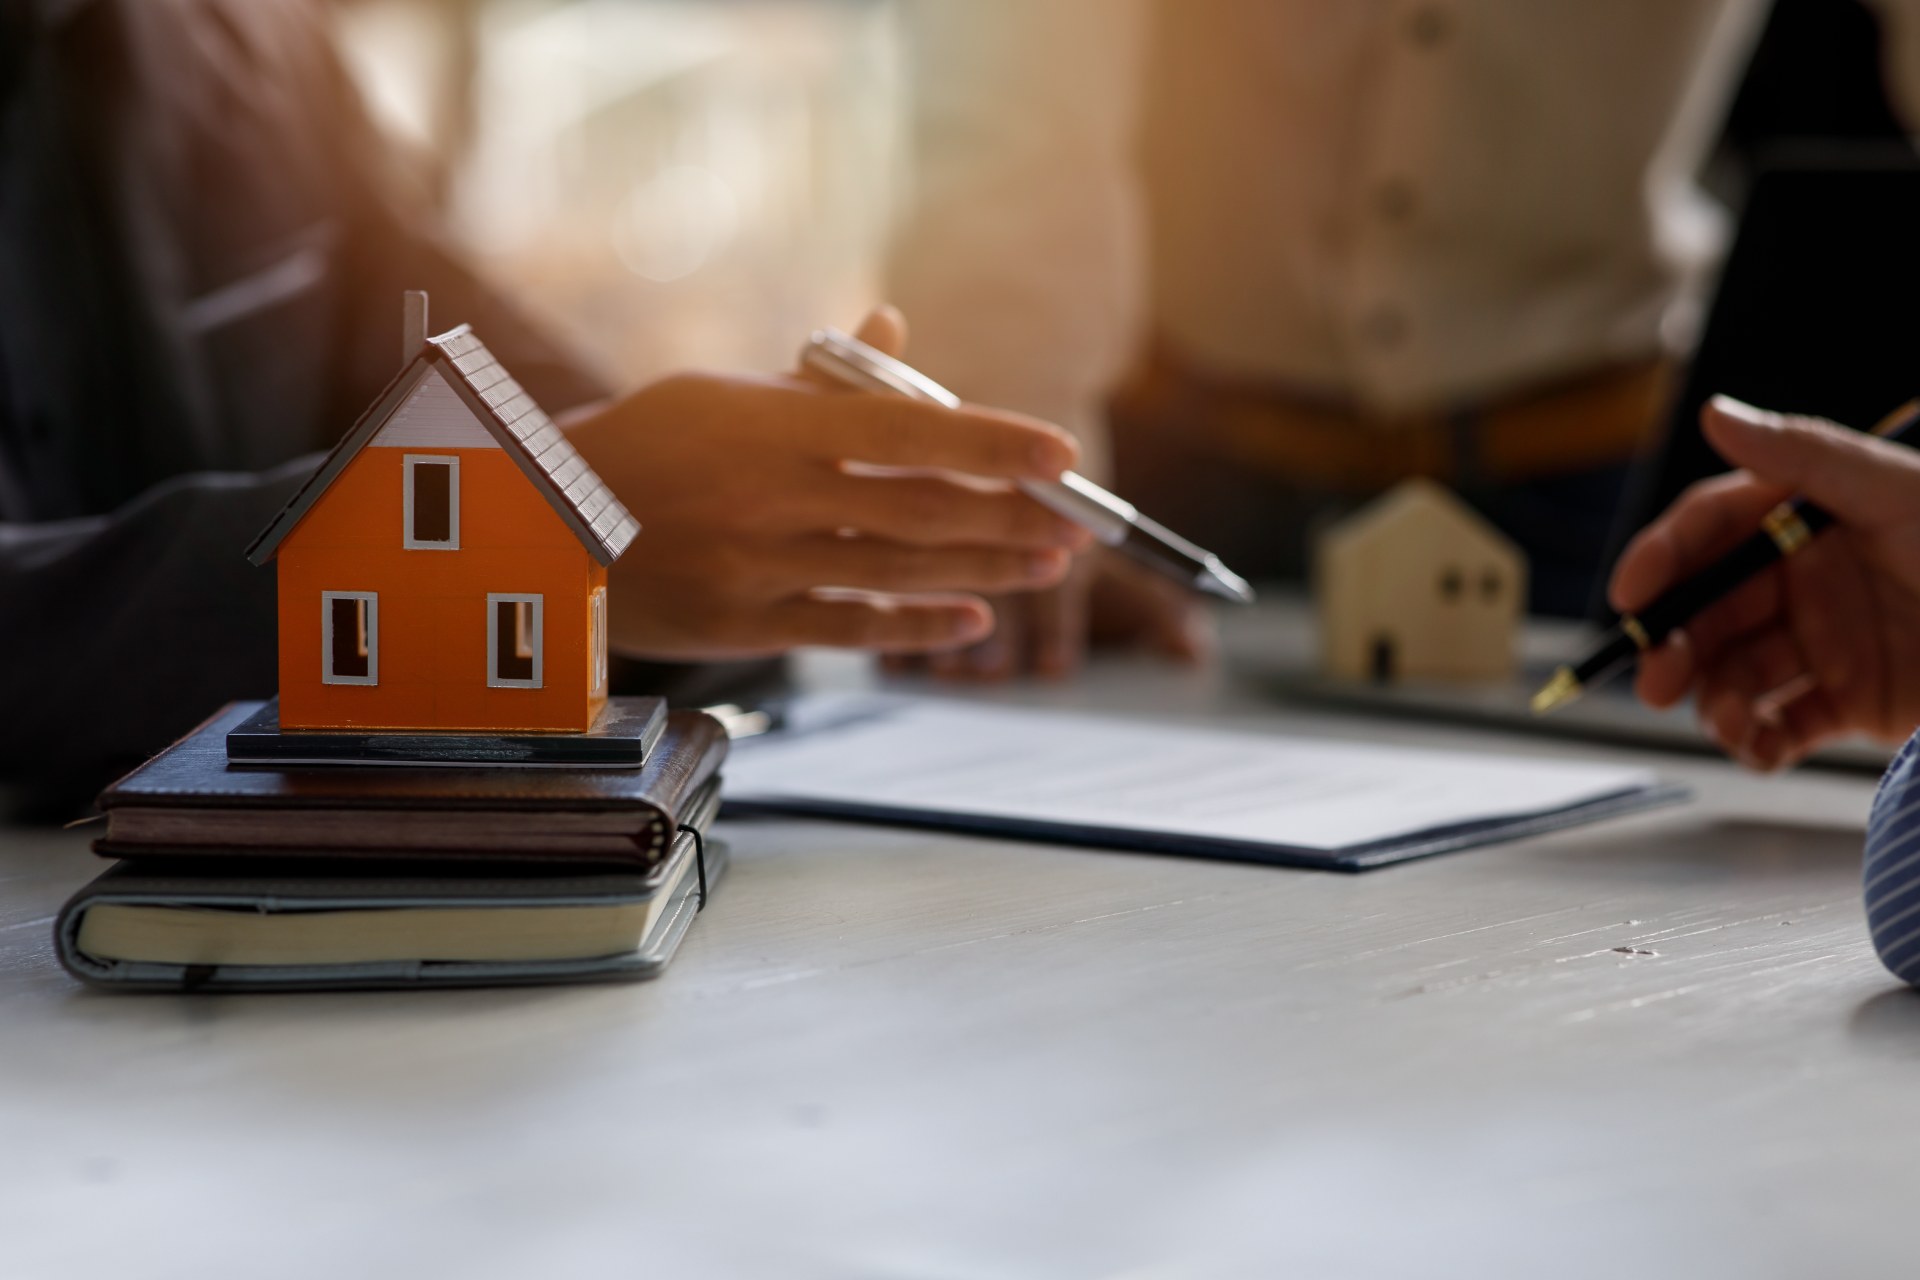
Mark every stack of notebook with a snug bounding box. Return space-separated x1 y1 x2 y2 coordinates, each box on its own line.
56 700 729 993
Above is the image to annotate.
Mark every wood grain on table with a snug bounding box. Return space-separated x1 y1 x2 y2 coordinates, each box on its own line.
1 608 1913 1280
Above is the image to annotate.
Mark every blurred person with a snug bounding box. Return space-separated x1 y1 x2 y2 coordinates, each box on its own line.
885 0 1920 679
0 0 1084 808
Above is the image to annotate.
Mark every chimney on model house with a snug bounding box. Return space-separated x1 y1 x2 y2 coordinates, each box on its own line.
402 290 429 366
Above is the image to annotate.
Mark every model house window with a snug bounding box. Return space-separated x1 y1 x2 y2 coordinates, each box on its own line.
488 593 543 688
321 591 378 685
589 587 608 693
403 455 459 549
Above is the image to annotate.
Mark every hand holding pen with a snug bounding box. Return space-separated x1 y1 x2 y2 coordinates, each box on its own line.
563 306 1095 660
1549 395 1920 770
801 326 1254 605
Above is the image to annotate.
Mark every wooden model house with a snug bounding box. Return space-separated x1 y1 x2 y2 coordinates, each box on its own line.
247 294 638 733
1316 479 1525 684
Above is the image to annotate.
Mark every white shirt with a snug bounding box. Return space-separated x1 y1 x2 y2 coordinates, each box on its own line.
886 0 1920 466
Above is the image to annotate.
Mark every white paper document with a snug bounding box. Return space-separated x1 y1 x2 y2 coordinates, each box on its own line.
724 696 1677 870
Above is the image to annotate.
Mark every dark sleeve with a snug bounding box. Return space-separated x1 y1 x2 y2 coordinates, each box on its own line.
0 457 316 816
0 1 746 812
0 1 609 812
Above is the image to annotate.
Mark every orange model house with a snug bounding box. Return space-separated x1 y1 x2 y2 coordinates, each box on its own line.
246 293 638 734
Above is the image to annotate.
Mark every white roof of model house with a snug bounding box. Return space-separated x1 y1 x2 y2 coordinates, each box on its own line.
246 326 638 566
1320 478 1519 566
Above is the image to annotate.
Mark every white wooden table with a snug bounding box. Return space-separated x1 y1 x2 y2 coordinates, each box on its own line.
3 609 1915 1280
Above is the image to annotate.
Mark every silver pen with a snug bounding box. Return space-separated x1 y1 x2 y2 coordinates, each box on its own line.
801 328 1255 604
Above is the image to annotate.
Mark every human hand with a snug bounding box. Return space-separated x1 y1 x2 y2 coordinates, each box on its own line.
1609 395 1920 769
562 308 1091 661
885 544 1216 680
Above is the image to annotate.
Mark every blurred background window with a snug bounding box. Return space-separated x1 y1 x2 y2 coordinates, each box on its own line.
327 0 1909 399
331 0 901 385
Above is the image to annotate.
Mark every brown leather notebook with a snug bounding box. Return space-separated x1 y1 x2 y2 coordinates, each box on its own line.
93 702 728 869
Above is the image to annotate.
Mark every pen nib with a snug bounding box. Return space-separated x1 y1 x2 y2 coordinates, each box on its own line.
1530 666 1583 716
1199 557 1256 604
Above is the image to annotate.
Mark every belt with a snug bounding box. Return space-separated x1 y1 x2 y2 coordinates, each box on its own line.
1110 350 1671 491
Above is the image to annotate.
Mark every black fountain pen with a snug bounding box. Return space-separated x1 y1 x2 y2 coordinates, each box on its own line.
1533 398 1920 715
802 328 1255 604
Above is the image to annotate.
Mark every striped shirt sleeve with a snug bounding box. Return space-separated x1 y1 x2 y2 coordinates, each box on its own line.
1863 730 1920 982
